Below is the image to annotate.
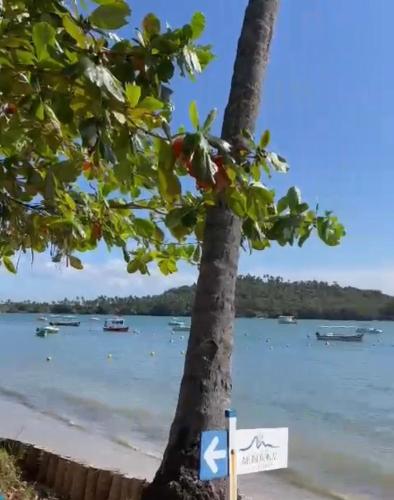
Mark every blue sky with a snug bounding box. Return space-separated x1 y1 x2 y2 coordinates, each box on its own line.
1 0 393 300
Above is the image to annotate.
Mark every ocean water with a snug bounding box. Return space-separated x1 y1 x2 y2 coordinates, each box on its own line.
0 314 394 499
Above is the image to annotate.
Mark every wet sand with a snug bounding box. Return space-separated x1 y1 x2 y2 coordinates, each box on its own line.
0 398 342 499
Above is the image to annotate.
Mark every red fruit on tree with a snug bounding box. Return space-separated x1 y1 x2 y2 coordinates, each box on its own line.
213 156 230 192
82 160 92 172
4 103 16 115
171 136 185 159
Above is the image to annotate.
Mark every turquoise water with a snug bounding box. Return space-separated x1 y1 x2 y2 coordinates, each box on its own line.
1 314 394 498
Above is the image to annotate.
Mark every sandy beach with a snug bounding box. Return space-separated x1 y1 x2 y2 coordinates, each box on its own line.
0 397 347 500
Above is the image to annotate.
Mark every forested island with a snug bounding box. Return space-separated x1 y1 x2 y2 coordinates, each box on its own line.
2 275 394 320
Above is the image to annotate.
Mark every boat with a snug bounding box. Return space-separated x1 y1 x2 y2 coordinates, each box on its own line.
316 332 363 342
37 316 48 321
49 318 80 326
36 326 59 337
90 317 100 321
356 327 383 334
168 318 184 326
278 315 297 324
103 318 129 332
172 324 190 332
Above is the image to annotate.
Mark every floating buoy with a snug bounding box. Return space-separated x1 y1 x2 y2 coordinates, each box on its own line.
169 339 175 343
46 356 52 362
180 335 185 340
181 351 186 355
325 341 330 346
107 353 112 359
150 351 155 356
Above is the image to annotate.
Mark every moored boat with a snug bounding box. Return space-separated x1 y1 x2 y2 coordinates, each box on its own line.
316 331 363 342
49 319 80 326
36 326 59 337
278 315 297 324
103 318 129 332
37 316 48 321
356 327 383 334
172 324 190 332
168 318 184 326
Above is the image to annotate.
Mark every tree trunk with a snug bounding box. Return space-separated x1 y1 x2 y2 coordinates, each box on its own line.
143 1 279 499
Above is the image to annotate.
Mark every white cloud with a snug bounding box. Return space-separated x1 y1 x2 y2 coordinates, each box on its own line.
2 252 394 301
0 255 197 301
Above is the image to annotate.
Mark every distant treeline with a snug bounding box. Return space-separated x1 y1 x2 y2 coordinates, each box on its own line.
2 275 394 320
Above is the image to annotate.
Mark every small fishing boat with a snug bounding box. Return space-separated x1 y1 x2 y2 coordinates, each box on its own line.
315 331 363 342
36 326 59 337
172 324 190 333
103 318 129 332
356 327 383 334
168 318 184 326
49 318 80 326
278 315 297 324
90 317 100 321
37 316 48 321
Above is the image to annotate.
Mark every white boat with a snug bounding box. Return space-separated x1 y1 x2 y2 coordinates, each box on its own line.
278 315 297 324
90 317 100 321
36 326 59 337
172 324 190 332
37 316 48 321
168 318 184 326
356 327 383 334
103 318 129 332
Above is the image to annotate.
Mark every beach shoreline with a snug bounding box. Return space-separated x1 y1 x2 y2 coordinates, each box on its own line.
0 396 342 500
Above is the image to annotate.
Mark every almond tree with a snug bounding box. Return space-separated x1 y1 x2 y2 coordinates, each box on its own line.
0 1 344 498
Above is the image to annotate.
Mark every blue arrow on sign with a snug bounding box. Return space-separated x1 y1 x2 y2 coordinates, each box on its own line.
200 430 228 480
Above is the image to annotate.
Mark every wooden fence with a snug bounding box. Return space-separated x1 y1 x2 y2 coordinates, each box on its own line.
1 438 147 500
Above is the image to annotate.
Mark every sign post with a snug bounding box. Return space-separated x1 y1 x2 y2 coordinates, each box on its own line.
199 410 288 496
225 409 237 500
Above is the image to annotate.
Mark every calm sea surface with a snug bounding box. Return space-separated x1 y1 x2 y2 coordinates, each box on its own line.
0 314 393 498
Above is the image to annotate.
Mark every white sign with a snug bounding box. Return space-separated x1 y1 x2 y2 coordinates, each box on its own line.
236 427 288 475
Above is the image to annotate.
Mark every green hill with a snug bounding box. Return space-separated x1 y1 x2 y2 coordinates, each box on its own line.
2 275 394 320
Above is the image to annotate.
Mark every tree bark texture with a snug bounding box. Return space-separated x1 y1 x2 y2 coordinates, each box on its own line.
143 1 279 499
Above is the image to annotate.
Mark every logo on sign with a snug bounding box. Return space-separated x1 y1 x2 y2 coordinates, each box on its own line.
239 434 279 467
236 427 288 475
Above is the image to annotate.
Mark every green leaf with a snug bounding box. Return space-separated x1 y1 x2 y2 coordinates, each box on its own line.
139 96 164 111
260 130 270 149
63 15 87 47
69 255 83 270
190 12 206 39
202 108 217 132
158 258 177 275
96 66 124 101
287 186 301 210
269 152 289 173
227 189 247 217
143 13 161 36
277 195 289 213
134 218 155 238
32 22 56 61
127 259 140 273
125 83 141 107
89 3 131 30
189 101 200 129
3 256 16 274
